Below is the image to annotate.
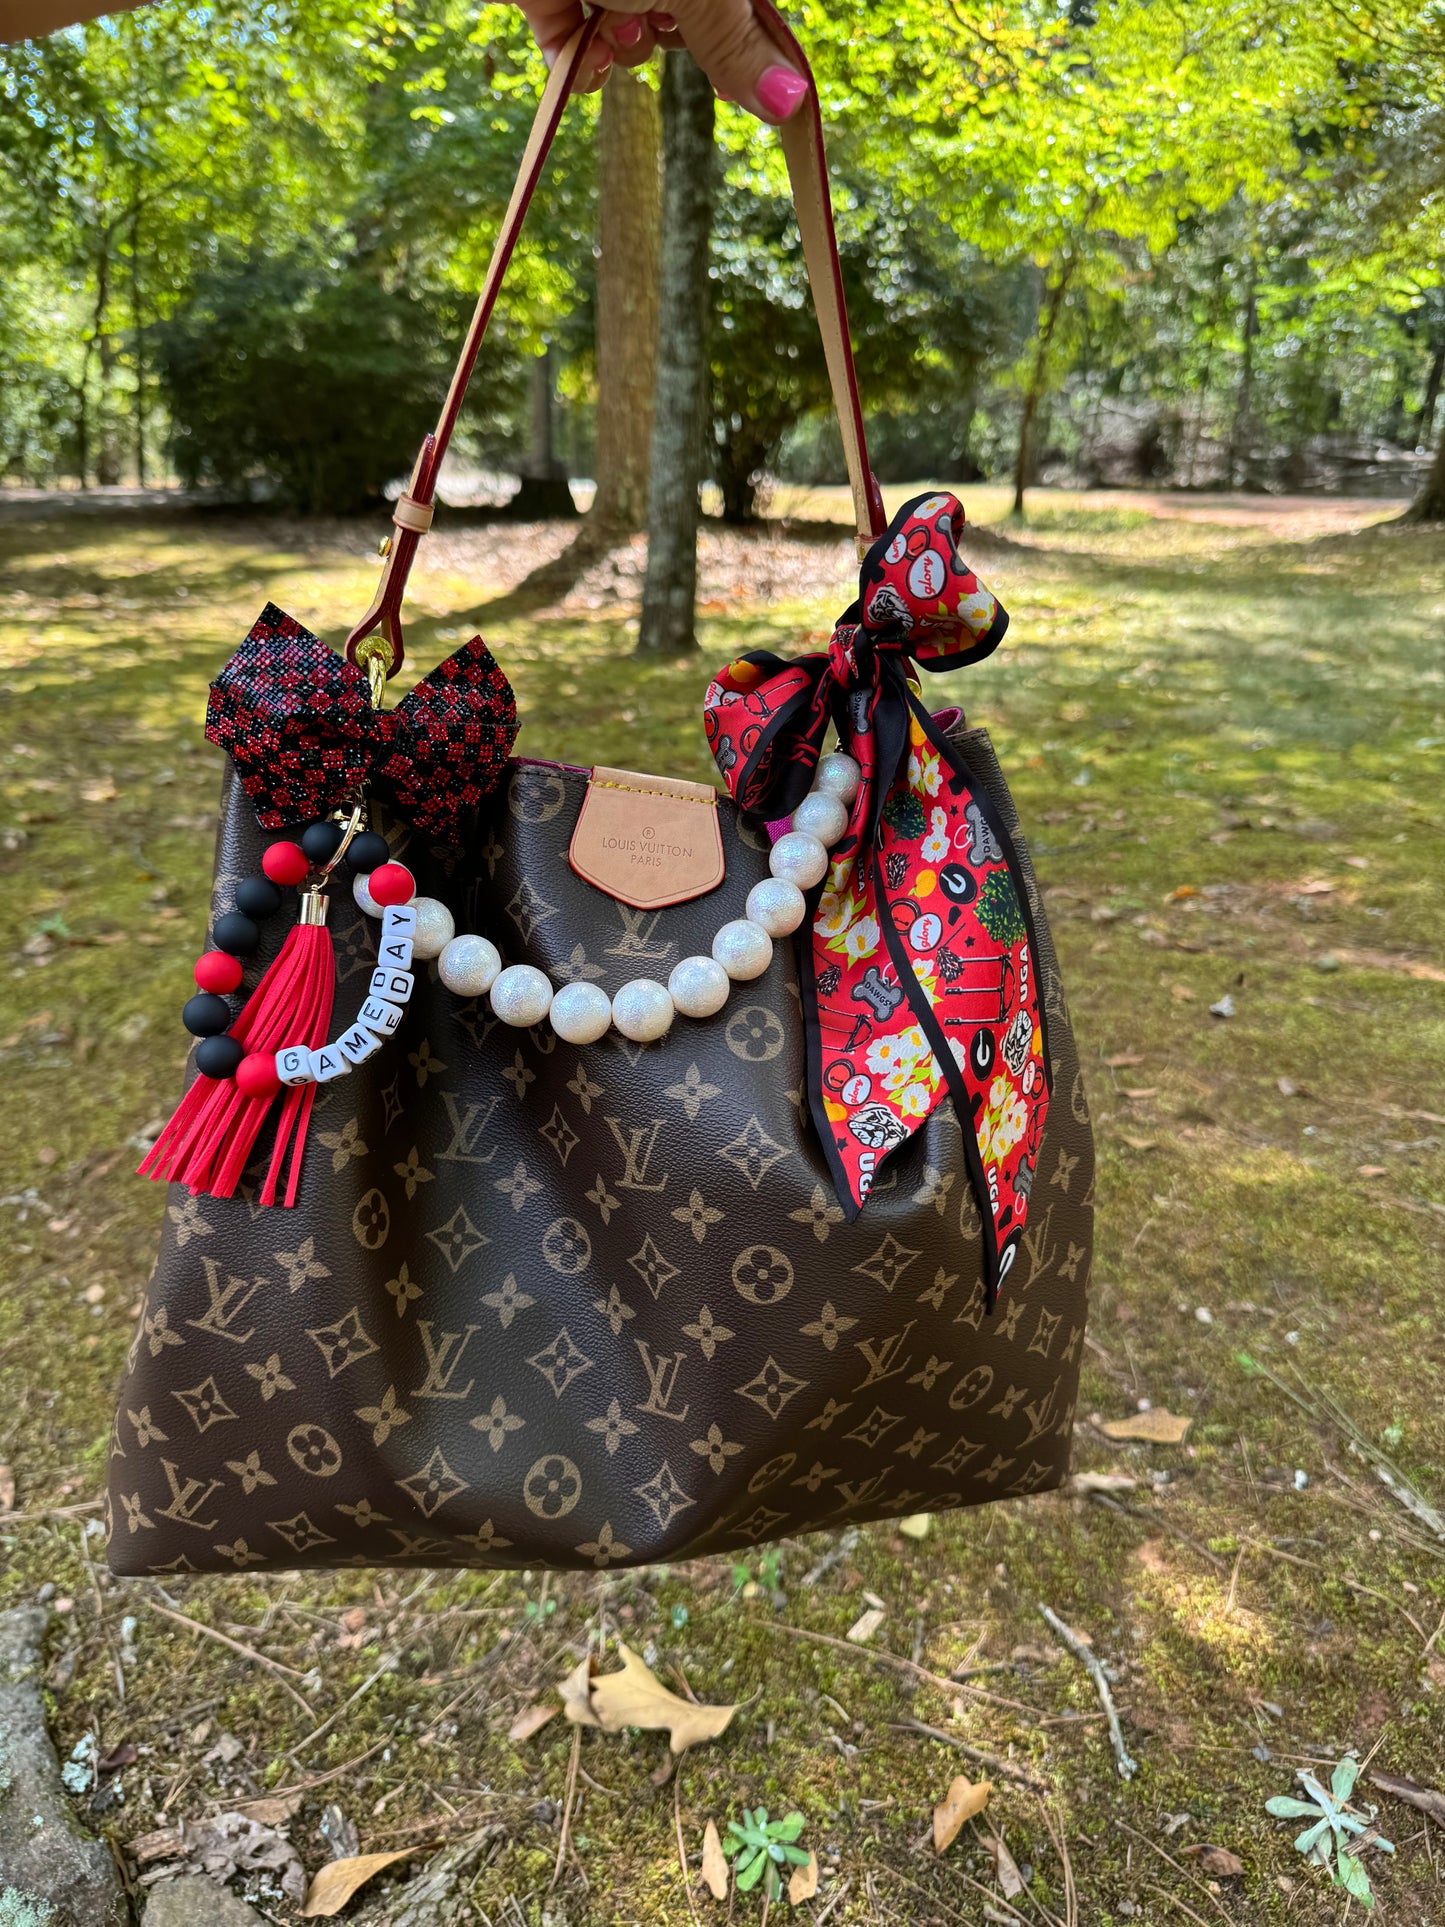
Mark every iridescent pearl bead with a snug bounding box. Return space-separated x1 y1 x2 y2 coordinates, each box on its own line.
712 918 773 981
791 790 848 847
768 830 829 890
353 871 382 918
438 934 501 998
745 877 807 937
489 963 553 1028
814 751 861 804
611 978 674 1042
668 954 730 1019
410 896 455 961
549 981 613 1045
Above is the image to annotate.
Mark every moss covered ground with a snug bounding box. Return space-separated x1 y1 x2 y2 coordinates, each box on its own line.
0 486 1442 1924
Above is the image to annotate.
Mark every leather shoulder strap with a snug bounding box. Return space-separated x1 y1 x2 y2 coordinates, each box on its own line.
348 13 883 674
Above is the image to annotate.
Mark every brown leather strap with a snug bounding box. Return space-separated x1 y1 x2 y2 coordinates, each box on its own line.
348 12 882 675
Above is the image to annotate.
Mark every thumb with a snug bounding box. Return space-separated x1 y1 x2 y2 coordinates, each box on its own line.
663 0 810 124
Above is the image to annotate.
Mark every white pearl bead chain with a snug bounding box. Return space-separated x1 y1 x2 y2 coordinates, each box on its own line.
351 752 862 1047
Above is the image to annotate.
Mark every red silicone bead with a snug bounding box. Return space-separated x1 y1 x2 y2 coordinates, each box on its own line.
368 862 415 908
262 840 309 886
194 950 243 994
236 1052 282 1100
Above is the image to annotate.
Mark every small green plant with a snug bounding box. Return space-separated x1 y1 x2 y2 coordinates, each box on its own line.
722 1807 811 1904
731 1546 784 1597
1265 1755 1394 1908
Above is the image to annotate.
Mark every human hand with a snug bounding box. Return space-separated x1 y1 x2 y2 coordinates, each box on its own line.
514 1 809 122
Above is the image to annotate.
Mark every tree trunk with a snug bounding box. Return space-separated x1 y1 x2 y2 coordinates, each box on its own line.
592 68 661 530
637 52 716 657
1404 413 1445 521
1011 264 1071 517
1416 335 1445 450
508 346 577 517
1226 261 1258 490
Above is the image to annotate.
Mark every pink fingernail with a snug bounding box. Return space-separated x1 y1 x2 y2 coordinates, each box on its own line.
613 14 644 44
650 10 677 28
591 45 614 72
756 65 808 120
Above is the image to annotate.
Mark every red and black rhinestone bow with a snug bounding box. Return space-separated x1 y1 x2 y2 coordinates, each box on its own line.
207 603 518 844
703 491 1050 1305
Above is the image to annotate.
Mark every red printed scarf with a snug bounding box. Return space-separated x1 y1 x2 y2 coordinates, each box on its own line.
703 491 1049 1305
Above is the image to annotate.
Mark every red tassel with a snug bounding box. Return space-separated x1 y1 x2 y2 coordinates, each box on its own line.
139 919 336 1205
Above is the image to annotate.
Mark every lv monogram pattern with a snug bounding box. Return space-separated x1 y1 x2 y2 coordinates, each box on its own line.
108 725 1093 1576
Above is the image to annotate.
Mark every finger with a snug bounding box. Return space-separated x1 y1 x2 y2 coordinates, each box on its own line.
571 38 615 93
664 0 808 123
599 8 657 68
515 0 585 59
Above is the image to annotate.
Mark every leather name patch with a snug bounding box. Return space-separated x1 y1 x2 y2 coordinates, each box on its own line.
569 765 725 909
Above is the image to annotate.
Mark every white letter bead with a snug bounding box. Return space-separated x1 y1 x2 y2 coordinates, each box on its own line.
768 829 829 890
410 895 455 961
308 1044 348 1082
353 871 382 918
378 933 413 972
338 1023 382 1066
611 978 674 1042
438 934 502 998
382 903 418 941
360 995 404 1036
745 877 807 937
712 918 773 981
668 954 730 1019
276 1045 313 1085
791 790 848 847
549 981 613 1045
489 964 554 1028
369 966 413 1005
814 750 862 804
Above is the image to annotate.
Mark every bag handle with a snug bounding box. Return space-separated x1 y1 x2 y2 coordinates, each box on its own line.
347 8 885 676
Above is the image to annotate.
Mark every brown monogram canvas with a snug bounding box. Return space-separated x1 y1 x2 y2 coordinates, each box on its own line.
107 721 1093 1576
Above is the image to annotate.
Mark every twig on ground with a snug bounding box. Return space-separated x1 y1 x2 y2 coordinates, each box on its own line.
0 1497 103 1527
1037 1795 1077 1927
1037 1605 1137 1780
1116 1821 1238 1926
883 1858 1028 1924
1223 1545 1244 1617
225 1731 395 1803
764 1620 1046 1719
287 1659 394 1761
1144 1880 1216 1927
813 1876 851 1924
136 1596 316 1718
548 1721 582 1893
801 1528 862 1587
672 1769 702 1925
887 1718 1049 1790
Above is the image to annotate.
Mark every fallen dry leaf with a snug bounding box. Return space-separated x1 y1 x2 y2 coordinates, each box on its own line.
127 1826 183 1865
558 1654 600 1728
897 1512 932 1540
1170 983 1195 1002
508 1701 561 1743
230 1791 305 1828
1196 1845 1245 1877
1101 1409 1193 1444
1119 1134 1158 1151
587 1641 736 1754
0 1463 14 1511
987 1829 1026 1898
846 1607 887 1645
1104 1052 1146 1066
1120 1086 1161 1099
1357 1164 1387 1178
933 1774 992 1853
1165 885 1199 901
1370 1770 1445 1825
788 1850 820 1902
301 1849 414 1917
701 1818 729 1899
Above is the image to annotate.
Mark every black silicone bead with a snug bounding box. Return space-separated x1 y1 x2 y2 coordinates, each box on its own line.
212 911 260 957
347 830 390 874
235 874 282 919
182 992 231 1038
302 819 345 864
194 1034 244 1079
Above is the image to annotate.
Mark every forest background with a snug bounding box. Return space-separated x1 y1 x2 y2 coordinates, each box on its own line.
4 0 1445 532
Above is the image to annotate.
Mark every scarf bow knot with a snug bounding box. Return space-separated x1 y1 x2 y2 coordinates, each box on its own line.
703 490 1051 1305
206 603 518 844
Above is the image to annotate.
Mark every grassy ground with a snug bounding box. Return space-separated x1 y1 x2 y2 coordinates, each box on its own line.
0 487 1442 1925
